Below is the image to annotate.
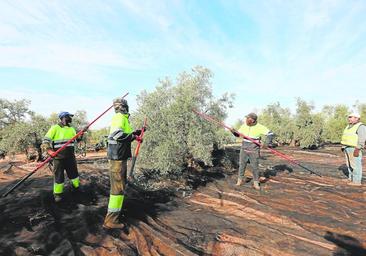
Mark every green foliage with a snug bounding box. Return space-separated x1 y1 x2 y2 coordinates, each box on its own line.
257 101 364 147
259 102 295 145
132 66 234 174
293 99 324 148
88 127 109 145
322 105 349 143
0 98 33 129
232 119 242 130
72 110 88 131
231 118 243 143
0 101 89 155
0 98 41 154
353 101 366 123
0 114 50 155
48 112 59 125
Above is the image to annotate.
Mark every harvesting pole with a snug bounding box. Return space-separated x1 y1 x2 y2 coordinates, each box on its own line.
192 109 321 177
2 92 129 197
128 117 147 181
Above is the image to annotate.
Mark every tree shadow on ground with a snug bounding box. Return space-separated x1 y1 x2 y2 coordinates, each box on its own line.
262 164 293 179
212 147 239 169
337 164 349 178
0 173 178 255
124 183 176 221
324 231 366 256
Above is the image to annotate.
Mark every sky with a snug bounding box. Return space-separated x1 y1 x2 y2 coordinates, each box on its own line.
1 0 365 129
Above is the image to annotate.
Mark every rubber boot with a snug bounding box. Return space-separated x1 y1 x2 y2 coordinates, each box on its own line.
103 212 124 229
252 181 260 190
236 177 243 186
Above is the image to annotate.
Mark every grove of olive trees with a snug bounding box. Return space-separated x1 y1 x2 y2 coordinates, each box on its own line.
0 67 364 165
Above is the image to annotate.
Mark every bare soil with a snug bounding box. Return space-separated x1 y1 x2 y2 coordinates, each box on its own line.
0 146 365 256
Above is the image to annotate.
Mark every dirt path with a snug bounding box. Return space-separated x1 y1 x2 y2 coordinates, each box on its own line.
0 147 365 255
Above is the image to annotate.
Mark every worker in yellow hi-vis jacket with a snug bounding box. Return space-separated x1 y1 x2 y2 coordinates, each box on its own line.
42 111 80 203
103 98 143 229
231 112 274 190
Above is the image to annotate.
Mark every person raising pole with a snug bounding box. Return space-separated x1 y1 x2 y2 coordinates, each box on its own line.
103 98 144 229
41 111 80 203
232 113 274 190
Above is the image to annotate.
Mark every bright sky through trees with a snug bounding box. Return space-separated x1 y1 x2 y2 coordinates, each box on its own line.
1 0 365 128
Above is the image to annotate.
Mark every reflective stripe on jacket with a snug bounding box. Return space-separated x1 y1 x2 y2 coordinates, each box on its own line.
341 122 363 147
43 124 76 159
44 124 76 147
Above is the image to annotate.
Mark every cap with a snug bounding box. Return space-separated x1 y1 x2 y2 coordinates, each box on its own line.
58 111 74 119
246 112 258 121
348 112 361 118
113 98 128 106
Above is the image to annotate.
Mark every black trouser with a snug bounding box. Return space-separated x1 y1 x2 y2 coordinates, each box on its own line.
53 157 79 184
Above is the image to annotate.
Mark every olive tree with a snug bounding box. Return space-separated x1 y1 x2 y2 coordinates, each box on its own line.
0 105 88 156
88 127 109 145
293 98 324 148
131 66 234 174
0 98 36 155
72 110 88 131
0 114 50 157
259 102 295 145
0 98 33 129
322 105 349 143
353 101 366 123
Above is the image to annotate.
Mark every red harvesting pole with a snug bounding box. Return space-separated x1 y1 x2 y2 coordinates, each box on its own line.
2 92 129 197
192 109 321 177
129 117 147 180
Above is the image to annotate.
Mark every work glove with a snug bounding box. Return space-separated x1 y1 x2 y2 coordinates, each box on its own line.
231 129 240 137
130 134 142 142
132 129 142 136
136 136 143 143
353 148 360 157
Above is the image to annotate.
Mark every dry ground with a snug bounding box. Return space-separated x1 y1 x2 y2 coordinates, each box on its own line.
0 146 365 256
